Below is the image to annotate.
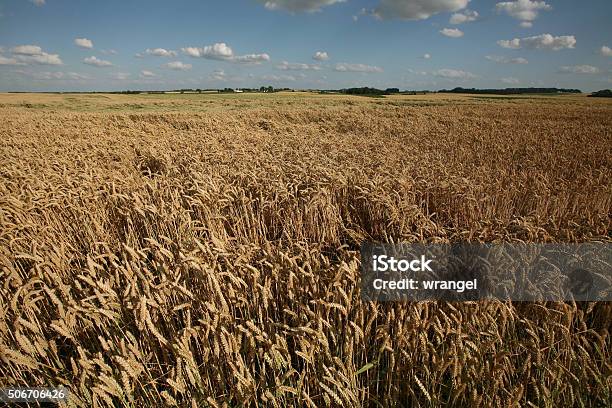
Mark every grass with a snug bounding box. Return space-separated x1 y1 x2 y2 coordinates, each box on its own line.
0 92 610 407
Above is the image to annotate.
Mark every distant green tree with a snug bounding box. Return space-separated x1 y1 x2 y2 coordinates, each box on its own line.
589 89 612 98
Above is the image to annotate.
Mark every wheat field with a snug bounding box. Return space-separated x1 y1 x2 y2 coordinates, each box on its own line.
0 92 611 407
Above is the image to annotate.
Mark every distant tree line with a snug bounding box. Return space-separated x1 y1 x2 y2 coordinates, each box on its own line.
588 89 612 98
26 86 598 97
439 87 582 95
339 87 406 96
106 87 297 94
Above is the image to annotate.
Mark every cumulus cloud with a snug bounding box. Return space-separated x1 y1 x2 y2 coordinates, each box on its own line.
140 70 156 77
558 65 600 74
232 53 271 64
144 48 177 57
501 77 520 84
498 39 521 49
277 61 321 71
450 10 478 24
422 53 431 59
498 34 576 50
440 28 464 38
163 61 192 71
257 0 345 13
101 49 117 55
600 46 612 57
486 55 528 64
334 63 383 73
182 43 232 58
181 43 270 64
433 68 475 79
520 21 533 28
7 45 63 65
12 45 43 55
496 1 551 26
374 0 469 20
74 38 93 49
313 51 329 61
83 56 113 67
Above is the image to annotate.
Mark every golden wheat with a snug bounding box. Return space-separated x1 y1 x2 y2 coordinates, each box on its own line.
0 92 610 407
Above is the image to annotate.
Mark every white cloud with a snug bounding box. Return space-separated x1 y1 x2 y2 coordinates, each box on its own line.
496 1 551 25
60 72 89 80
277 61 321 71
9 45 63 65
313 51 329 61
144 48 177 57
498 34 576 50
30 0 45 6
163 61 192 71
181 43 270 64
261 74 297 81
140 70 155 77
110 72 130 80
11 45 43 55
83 56 113 67
232 53 270 64
440 28 464 38
486 55 528 64
450 10 478 24
181 43 233 59
520 21 533 28
407 68 428 75
374 0 469 20
209 69 227 81
422 53 431 59
501 77 520 84
31 52 63 65
600 46 612 57
497 39 521 49
74 38 93 49
558 65 600 74
180 47 198 57
334 63 383 73
257 0 345 13
433 68 475 79
15 70 89 80
0 55 20 65
101 49 117 55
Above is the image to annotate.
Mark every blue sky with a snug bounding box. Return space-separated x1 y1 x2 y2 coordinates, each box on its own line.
0 0 610 91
